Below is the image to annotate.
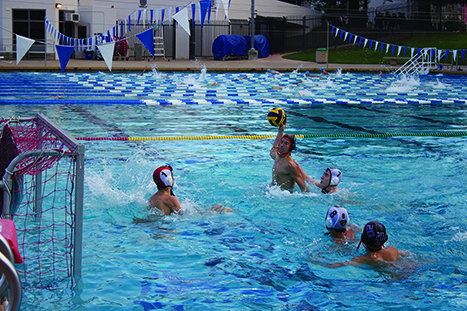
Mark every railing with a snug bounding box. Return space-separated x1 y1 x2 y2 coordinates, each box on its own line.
0 235 22 311
394 47 442 75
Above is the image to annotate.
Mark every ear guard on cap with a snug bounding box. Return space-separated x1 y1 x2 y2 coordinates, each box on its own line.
325 206 349 233
327 168 342 187
282 134 296 151
153 165 174 188
358 221 388 250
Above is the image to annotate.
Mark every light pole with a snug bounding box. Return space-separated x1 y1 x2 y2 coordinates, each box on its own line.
248 0 258 60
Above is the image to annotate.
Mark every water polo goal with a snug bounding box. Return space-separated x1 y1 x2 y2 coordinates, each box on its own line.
0 113 84 290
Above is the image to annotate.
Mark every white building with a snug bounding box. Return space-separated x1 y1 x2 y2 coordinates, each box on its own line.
0 0 321 60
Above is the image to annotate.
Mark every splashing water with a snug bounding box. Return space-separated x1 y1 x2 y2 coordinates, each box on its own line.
433 78 446 89
335 68 342 77
199 65 207 81
386 74 420 92
151 64 161 79
292 64 303 74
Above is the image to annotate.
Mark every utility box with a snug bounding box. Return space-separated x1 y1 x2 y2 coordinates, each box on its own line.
316 48 327 63
134 43 143 61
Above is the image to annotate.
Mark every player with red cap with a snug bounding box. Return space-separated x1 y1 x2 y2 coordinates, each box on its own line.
148 165 233 216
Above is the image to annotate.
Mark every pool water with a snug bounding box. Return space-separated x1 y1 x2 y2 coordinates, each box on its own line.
2 70 467 310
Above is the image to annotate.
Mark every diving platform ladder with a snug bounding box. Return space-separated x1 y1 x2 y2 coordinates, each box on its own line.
394 48 440 75
153 26 165 58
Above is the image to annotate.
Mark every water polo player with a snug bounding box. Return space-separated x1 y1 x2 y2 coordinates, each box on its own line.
325 206 360 241
270 119 310 193
311 220 404 268
300 167 342 194
148 165 233 216
149 165 182 215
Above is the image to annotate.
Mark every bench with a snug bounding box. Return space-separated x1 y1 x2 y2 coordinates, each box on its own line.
383 57 410 66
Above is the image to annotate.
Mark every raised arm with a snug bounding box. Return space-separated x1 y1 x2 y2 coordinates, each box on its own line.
270 121 286 159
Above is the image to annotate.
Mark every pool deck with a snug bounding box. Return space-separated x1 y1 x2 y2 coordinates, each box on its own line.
1 53 466 74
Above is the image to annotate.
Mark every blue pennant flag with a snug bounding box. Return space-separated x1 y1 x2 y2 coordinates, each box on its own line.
136 28 155 57
331 26 335 35
369 40 373 49
200 0 210 27
138 9 141 25
381 43 384 53
161 9 165 26
446 50 450 61
463 50 465 61
192 4 196 26
349 34 353 42
55 45 74 73
359 37 362 46
128 15 131 31
403 46 407 56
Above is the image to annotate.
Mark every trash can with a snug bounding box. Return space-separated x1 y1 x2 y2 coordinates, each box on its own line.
316 48 327 64
85 50 94 60
134 43 143 61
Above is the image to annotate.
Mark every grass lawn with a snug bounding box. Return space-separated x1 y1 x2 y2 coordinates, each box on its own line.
283 32 467 65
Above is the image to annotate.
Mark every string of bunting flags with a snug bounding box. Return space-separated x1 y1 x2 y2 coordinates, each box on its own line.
14 0 231 72
331 25 466 64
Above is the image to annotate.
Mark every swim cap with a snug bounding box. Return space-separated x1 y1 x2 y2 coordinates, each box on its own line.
282 134 296 151
267 69 271 72
153 166 174 189
305 71 310 75
327 168 342 187
325 206 349 232
359 221 388 250
320 67 324 71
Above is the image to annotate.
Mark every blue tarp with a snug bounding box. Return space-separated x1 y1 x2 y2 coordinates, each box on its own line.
212 34 270 60
212 35 247 60
244 35 269 58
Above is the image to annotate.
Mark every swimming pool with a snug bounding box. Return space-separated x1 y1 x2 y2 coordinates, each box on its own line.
2 70 467 310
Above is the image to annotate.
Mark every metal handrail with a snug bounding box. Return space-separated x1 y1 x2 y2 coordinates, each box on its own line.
0 235 15 297
0 252 22 311
394 48 441 75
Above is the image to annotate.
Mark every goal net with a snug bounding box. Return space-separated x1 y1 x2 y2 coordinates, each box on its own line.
0 113 84 289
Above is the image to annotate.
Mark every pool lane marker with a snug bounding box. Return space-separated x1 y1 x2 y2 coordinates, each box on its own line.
75 132 467 141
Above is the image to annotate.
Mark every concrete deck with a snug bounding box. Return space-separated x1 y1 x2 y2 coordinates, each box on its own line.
1 53 466 74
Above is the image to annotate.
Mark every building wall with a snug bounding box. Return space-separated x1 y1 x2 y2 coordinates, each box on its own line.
0 0 318 59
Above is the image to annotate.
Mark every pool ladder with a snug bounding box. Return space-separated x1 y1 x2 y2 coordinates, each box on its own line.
394 48 440 75
0 235 22 311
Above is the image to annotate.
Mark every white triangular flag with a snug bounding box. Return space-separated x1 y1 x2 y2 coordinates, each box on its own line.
222 0 229 19
16 34 35 65
97 42 115 71
173 7 191 36
215 0 221 20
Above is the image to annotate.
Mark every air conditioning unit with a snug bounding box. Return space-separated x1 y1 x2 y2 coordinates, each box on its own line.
72 13 80 22
64 13 80 22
